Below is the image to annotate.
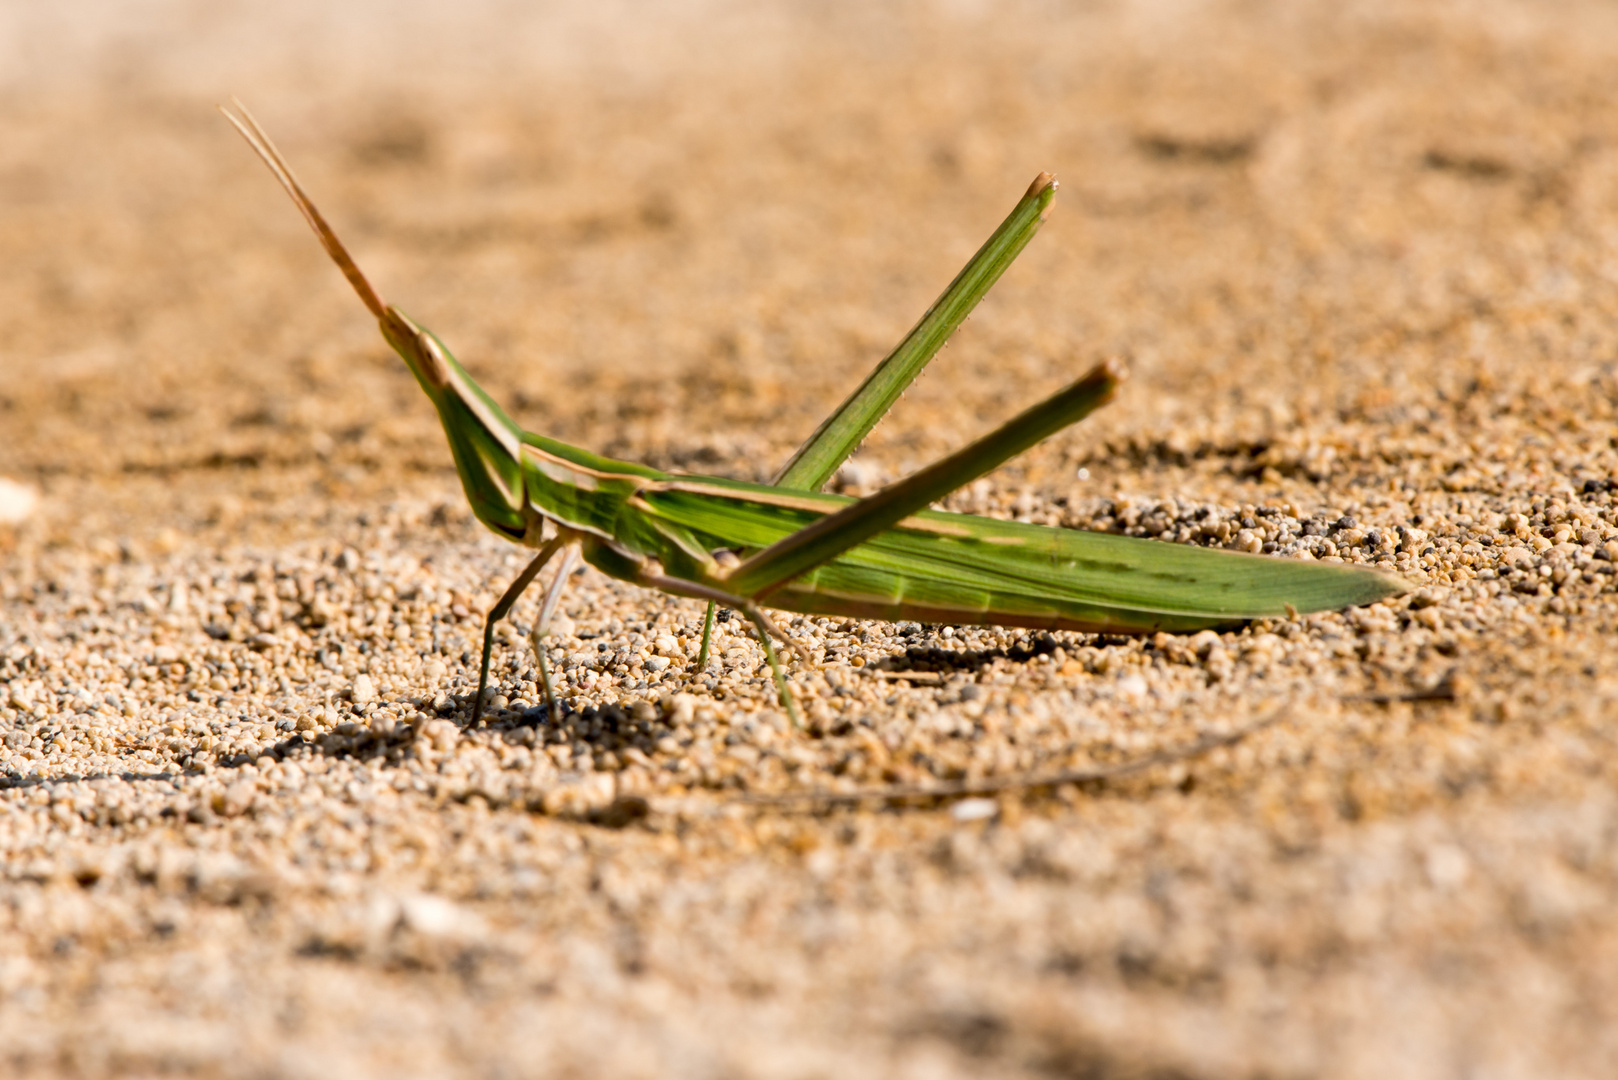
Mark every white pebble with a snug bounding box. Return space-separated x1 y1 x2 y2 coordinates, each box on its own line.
351 674 377 705
1117 673 1148 701
539 772 616 816
664 693 697 725
836 460 873 489
398 893 484 940
0 477 39 525
219 781 257 817
951 798 999 823
1425 844 1471 890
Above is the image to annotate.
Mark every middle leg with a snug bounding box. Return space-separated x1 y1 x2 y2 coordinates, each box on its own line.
527 542 581 718
630 567 808 723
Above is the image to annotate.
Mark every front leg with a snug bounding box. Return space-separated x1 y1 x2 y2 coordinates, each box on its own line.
473 535 566 725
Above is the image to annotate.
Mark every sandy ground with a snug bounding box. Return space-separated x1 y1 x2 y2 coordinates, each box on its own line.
3 1 1618 1076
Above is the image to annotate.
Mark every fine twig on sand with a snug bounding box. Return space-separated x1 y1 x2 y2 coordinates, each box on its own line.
735 709 1286 811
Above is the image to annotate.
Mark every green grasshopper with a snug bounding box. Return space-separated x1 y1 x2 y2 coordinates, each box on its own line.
222 102 1406 725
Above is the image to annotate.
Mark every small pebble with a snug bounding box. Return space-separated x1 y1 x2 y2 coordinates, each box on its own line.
951 798 999 823
0 477 39 525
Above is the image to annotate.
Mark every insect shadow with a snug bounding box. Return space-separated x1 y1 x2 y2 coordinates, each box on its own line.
867 630 1075 677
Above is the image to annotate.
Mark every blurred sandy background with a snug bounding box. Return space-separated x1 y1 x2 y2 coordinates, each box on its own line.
3 1 1618 1077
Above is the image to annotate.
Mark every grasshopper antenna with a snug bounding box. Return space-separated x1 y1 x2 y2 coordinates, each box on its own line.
220 98 387 320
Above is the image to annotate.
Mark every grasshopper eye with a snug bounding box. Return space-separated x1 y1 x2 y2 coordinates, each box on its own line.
414 331 454 390
379 308 452 391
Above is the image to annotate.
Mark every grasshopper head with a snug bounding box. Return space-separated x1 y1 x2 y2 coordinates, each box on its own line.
380 308 530 540
380 308 453 396
223 101 528 541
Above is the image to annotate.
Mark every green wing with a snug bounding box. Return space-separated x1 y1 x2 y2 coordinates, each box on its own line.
642 481 1407 633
